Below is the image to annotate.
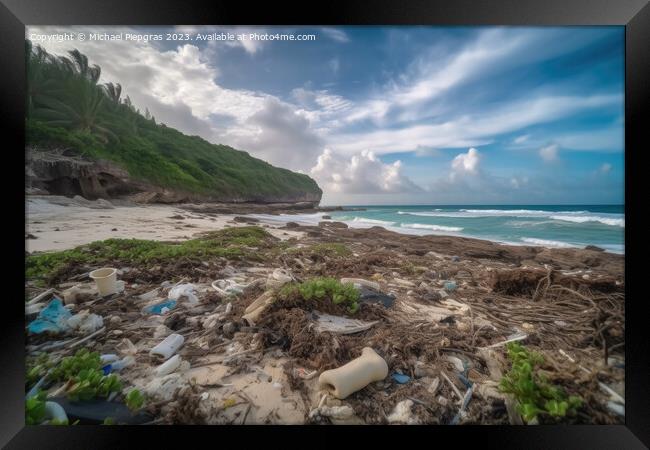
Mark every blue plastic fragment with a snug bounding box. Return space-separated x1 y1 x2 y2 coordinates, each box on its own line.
27 298 72 334
102 365 112 375
458 373 472 388
444 281 457 292
144 299 177 315
391 373 411 384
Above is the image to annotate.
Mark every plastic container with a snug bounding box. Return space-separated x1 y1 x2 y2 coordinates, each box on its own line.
150 333 184 360
318 347 388 399
155 354 181 376
89 268 118 296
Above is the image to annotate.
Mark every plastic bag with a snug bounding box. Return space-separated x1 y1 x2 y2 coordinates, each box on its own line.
168 284 198 303
144 299 177 315
27 298 72 334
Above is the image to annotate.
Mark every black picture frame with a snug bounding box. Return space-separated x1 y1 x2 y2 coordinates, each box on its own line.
1 0 647 448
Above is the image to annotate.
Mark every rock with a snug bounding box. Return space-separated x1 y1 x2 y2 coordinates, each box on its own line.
320 221 348 229
233 216 259 223
322 215 332 219
222 322 236 338
285 222 300 228
585 245 605 252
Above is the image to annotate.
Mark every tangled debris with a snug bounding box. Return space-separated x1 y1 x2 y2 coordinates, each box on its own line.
25 223 624 425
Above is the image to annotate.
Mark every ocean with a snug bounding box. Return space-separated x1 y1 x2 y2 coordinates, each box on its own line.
252 205 625 254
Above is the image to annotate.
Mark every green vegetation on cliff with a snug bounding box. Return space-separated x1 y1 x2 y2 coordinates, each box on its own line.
25 41 322 201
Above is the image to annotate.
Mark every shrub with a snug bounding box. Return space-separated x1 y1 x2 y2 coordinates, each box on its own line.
499 342 582 423
279 277 360 314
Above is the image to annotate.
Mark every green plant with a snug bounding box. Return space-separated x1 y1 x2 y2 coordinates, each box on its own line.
125 389 145 412
26 226 273 280
47 349 122 402
279 277 360 314
49 349 102 382
25 391 48 425
67 370 122 402
26 353 53 389
102 417 116 425
499 342 582 423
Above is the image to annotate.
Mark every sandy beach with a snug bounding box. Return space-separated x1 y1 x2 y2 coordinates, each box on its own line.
24 195 625 425
26 196 304 253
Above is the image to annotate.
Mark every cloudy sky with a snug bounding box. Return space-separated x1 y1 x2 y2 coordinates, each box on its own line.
28 26 624 205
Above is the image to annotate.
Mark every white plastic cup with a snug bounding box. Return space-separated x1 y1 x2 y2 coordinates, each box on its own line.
89 268 118 296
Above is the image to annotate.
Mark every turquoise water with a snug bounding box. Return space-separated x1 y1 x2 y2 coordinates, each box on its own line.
326 205 625 254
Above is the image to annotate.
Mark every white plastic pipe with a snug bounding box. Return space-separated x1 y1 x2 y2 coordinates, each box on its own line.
150 333 184 360
318 347 388 399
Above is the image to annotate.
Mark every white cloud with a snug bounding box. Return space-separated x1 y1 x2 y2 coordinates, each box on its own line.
320 28 350 43
451 148 481 177
514 134 530 144
222 98 324 170
600 163 612 173
539 144 559 162
329 94 619 156
310 149 422 195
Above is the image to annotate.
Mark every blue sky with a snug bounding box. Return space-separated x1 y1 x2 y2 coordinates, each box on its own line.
30 26 624 205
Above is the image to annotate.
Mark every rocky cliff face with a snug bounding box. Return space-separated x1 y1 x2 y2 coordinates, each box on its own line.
26 150 322 205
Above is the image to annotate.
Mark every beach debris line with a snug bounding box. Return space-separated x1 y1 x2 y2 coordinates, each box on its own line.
24 222 624 425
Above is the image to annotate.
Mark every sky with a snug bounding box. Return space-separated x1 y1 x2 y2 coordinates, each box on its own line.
27 26 624 205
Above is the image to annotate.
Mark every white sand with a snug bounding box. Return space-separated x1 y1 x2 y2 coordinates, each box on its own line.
26 196 303 253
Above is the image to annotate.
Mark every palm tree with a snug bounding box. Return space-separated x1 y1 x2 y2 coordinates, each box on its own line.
26 41 58 117
67 49 101 83
103 82 122 104
33 76 117 143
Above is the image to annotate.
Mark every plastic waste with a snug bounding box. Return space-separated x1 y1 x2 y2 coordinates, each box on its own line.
110 356 135 371
150 333 184 360
266 268 293 289
340 278 381 292
387 399 418 424
392 373 411 384
211 279 246 297
89 268 118 296
309 405 355 420
27 298 72 334
155 354 181 376
168 284 198 303
100 354 120 364
444 281 457 292
48 396 153 425
242 291 276 326
44 401 68 424
357 286 395 308
67 313 104 334
144 299 177 315
318 347 388 399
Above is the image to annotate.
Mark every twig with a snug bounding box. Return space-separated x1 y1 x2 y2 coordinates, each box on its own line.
440 371 463 402
241 403 252 425
28 288 55 305
68 327 107 349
